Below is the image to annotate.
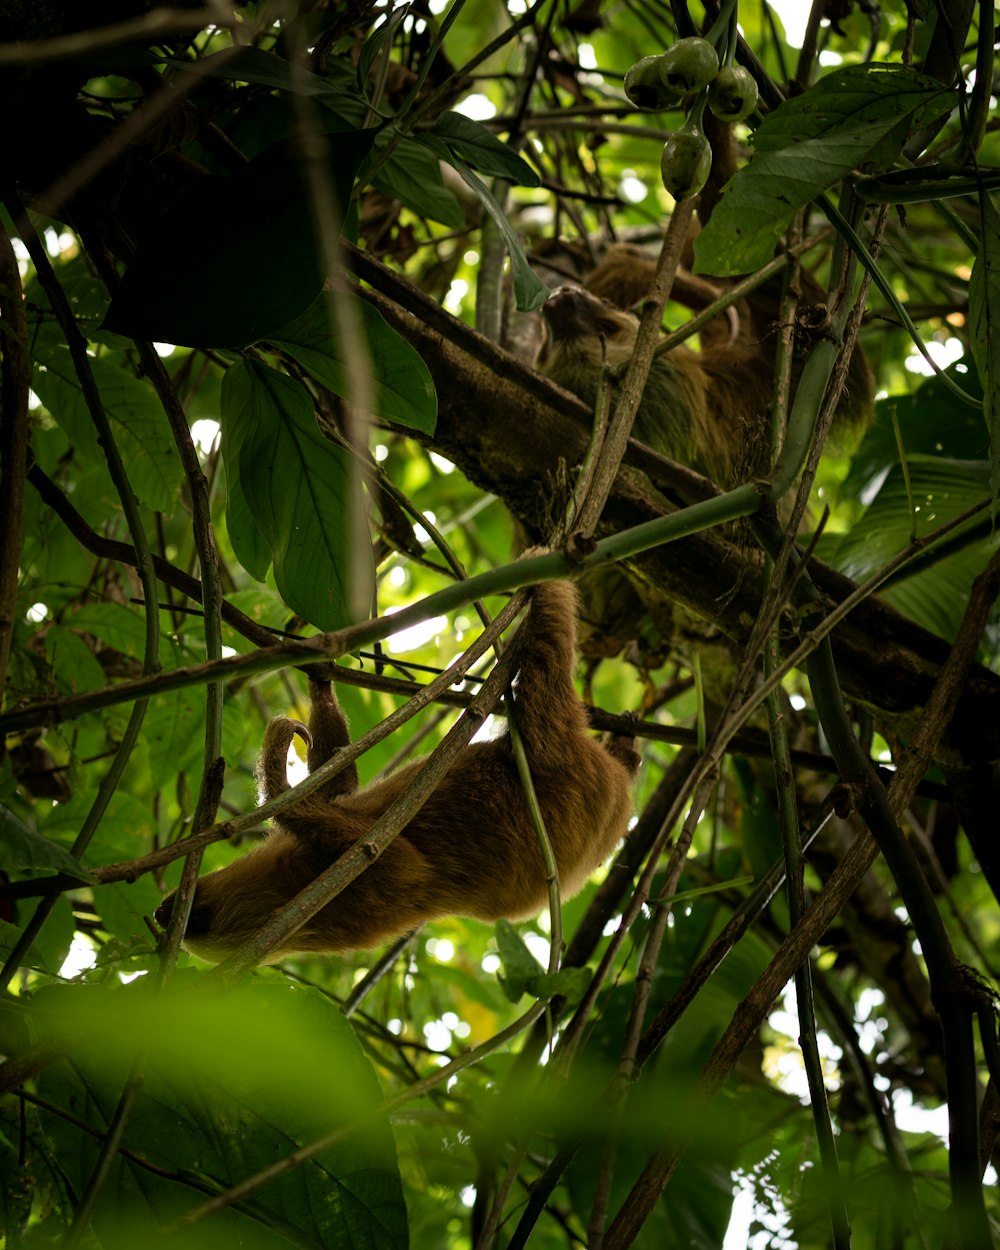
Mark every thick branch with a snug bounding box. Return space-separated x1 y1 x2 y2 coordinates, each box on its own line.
353 257 1000 766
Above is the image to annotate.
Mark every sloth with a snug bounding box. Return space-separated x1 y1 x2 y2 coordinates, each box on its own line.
538 248 873 490
154 578 640 962
533 247 873 665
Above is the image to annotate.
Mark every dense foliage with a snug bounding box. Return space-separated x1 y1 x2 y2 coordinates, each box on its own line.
1 1 999 1247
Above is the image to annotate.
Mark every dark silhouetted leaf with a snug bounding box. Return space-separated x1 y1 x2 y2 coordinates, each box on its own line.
103 133 374 348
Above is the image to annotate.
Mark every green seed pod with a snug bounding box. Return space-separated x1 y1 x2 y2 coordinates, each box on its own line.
624 54 683 111
660 121 712 200
658 37 720 96
708 64 759 122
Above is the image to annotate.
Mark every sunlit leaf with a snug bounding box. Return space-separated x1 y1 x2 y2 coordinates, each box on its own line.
695 66 953 275
33 979 407 1249
431 112 540 187
220 360 374 629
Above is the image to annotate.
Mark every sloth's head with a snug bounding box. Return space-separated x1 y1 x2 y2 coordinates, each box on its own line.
537 286 640 383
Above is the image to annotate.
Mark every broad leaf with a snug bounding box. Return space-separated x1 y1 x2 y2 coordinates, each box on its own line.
494 920 589 1003
447 157 549 311
0 806 93 880
33 979 407 1249
31 342 182 512
271 292 438 434
431 111 541 186
843 365 987 500
68 603 157 660
495 918 543 1002
828 456 995 641
372 133 465 229
220 360 374 630
695 65 953 275
103 133 374 348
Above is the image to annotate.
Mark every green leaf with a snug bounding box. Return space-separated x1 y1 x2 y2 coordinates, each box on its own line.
103 133 375 348
92 877 164 947
271 291 438 434
0 806 93 880
31 342 183 512
170 46 356 98
533 965 591 1005
0 904 75 975
431 112 540 186
44 626 110 695
694 65 953 275
372 133 465 229
493 920 587 1003
828 456 995 640
449 159 549 312
32 979 408 1249
843 366 987 499
219 368 273 582
357 4 411 96
220 360 374 629
969 190 1000 509
141 689 209 789
68 603 154 660
495 918 543 1002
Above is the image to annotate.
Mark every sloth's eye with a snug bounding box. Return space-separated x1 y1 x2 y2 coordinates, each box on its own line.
595 318 622 337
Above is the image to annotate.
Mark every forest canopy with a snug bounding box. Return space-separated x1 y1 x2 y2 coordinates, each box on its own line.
1 1 999 1248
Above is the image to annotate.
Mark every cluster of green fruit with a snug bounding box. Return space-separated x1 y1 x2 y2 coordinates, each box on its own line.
623 37 758 200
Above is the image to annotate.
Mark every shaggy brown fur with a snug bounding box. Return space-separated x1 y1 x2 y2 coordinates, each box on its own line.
534 255 872 666
540 246 873 482
154 580 639 962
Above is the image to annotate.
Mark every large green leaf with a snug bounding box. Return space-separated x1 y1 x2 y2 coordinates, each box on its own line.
443 155 549 311
219 365 273 583
103 133 374 348
0 806 92 880
33 978 407 1249
68 602 158 660
695 65 953 275
843 365 987 500
220 360 374 630
828 456 996 640
31 341 183 512
271 293 438 434
431 111 541 187
371 133 465 229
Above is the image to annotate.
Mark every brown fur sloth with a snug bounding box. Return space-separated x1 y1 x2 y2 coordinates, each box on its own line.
533 247 873 662
154 579 640 962
537 246 873 490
